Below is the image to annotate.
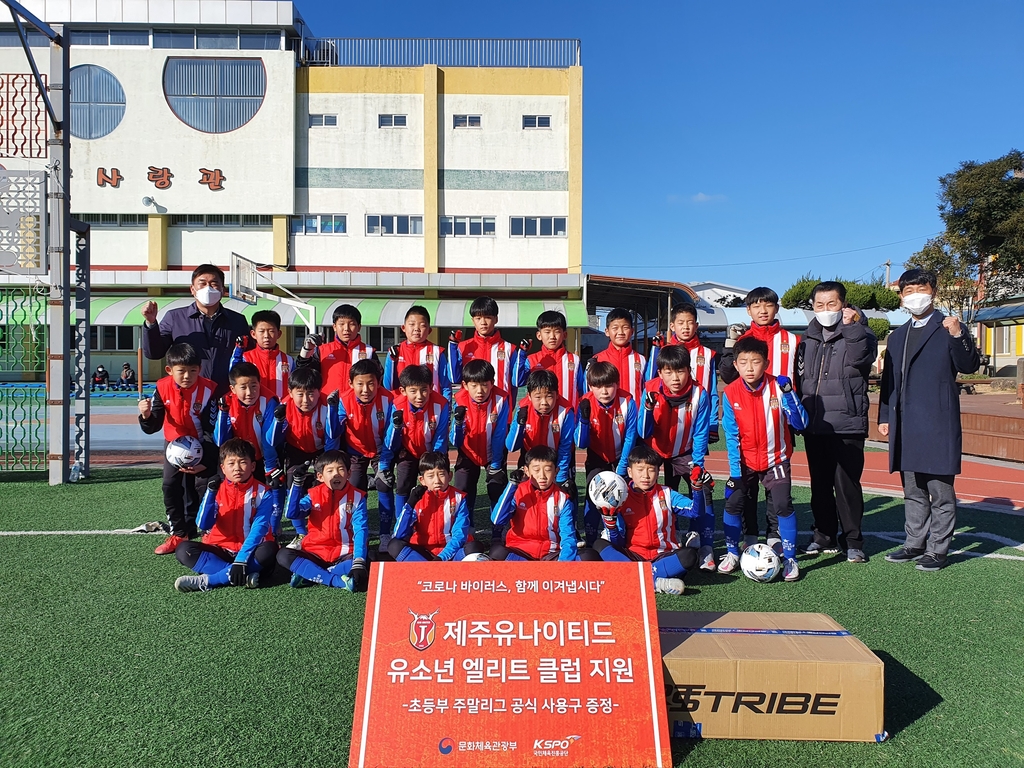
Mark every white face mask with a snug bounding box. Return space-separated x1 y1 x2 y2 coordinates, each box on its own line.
814 310 842 328
195 286 222 307
902 292 933 316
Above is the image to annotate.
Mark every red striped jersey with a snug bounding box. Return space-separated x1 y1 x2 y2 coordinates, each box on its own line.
406 487 467 556
340 387 392 458
580 389 633 466
674 336 717 394
504 483 571 560
593 344 647 403
388 340 445 393
202 477 274 552
617 484 680 560
743 322 799 379
283 394 332 454
224 387 275 459
528 346 583 408
301 482 365 562
723 374 793 472
643 379 704 460
243 346 293 401
319 336 376 394
518 394 573 453
155 375 216 441
454 387 509 467
394 391 449 458
459 331 518 392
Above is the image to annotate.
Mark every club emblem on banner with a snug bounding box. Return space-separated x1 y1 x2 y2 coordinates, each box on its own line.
408 608 440 651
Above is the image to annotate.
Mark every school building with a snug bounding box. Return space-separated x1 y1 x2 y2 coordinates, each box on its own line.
0 1 584 377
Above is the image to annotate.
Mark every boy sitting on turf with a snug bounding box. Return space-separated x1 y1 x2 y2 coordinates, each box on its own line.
387 451 486 562
230 309 294 401
637 344 716 571
451 359 510 537
297 304 377 395
575 361 637 546
447 295 528 397
139 342 218 555
592 307 647 404
488 446 578 562
720 336 808 581
337 359 396 549
526 310 585 408
580 445 701 595
505 368 576 500
277 450 368 591
378 364 450 522
383 305 451 399
173 438 279 592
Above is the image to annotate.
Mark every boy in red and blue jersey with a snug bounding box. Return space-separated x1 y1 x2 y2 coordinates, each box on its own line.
488 446 578 562
378 364 450 521
277 451 368 591
139 342 218 555
451 359 510 537
525 310 585 409
265 366 341 487
447 295 528 399
229 309 294 401
580 445 701 595
592 307 647 404
575 361 637 546
637 344 716 571
173 439 278 592
720 336 808 581
296 304 377 395
383 305 451 399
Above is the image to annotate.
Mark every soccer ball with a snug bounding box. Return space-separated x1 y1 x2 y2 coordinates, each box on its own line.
165 436 203 469
740 543 782 583
587 471 629 510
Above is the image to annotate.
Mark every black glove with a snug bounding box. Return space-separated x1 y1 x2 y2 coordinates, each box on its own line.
274 403 286 420
292 462 310 487
217 396 230 413
349 558 368 592
516 406 528 426
509 469 526 485
644 390 658 411
651 334 666 348
234 335 248 350
725 476 744 500
690 465 713 489
392 409 404 428
485 465 506 482
708 429 720 444
453 405 467 425
776 375 794 394
266 467 284 488
375 465 395 489
205 476 221 497
407 484 427 508
578 399 591 422
449 330 463 344
327 389 340 407
300 333 323 358
518 338 532 353
229 561 247 587
388 345 400 360
558 480 575 497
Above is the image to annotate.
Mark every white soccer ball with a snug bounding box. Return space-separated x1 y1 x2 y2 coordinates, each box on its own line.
740 543 782 583
165 436 203 469
588 471 629 510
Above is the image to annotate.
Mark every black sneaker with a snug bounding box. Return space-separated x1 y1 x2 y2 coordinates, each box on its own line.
885 546 925 563
915 554 948 571
799 541 840 556
846 548 868 563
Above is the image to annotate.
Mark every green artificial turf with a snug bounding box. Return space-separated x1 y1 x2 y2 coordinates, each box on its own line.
1 471 1023 768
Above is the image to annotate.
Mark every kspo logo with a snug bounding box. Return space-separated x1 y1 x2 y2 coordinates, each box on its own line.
533 735 582 751
667 685 841 716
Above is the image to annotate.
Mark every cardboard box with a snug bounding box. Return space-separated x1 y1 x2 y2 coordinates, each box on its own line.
660 611 886 742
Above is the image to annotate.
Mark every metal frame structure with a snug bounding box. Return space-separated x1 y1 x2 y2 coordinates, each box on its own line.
229 251 315 333
72 218 89 476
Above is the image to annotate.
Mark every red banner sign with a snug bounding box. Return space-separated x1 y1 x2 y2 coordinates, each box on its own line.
349 561 672 768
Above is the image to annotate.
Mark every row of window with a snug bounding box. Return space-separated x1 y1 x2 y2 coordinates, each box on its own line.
63 29 284 50
310 114 551 130
288 215 566 238
75 214 274 228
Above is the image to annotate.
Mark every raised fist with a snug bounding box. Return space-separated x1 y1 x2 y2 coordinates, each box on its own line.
518 338 532 353
508 469 526 485
644 391 658 411
326 389 340 407
776 376 793 394
142 301 158 325
516 406 528 426
388 345 400 360
454 406 467 425
651 334 666 348
449 330 463 344
234 335 248 350
406 484 427 509
274 403 286 420
392 409 404 428
217 396 230 413
205 476 222 496
292 462 310 487
578 399 591 422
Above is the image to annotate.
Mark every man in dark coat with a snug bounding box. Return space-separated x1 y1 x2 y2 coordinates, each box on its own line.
795 281 877 563
141 264 251 396
878 268 980 571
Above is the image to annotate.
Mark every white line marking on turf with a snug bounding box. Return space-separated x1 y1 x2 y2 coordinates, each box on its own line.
0 529 166 536
637 562 663 768
358 562 385 768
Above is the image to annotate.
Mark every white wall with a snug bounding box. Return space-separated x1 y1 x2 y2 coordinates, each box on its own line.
298 93 424 169
168 226 273 267
89 227 149 267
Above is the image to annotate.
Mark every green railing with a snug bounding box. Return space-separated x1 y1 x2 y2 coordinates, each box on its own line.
0 287 47 470
0 384 46 470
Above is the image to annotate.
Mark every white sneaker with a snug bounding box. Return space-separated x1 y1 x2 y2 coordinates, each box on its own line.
245 572 260 589
286 535 304 550
654 577 685 595
698 545 717 572
462 552 490 562
718 552 740 575
378 534 392 553
743 534 759 548
174 574 210 593
783 557 800 582
767 537 783 556
683 531 701 549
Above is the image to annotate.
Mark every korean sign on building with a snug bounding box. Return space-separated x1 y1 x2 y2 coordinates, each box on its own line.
349 562 672 768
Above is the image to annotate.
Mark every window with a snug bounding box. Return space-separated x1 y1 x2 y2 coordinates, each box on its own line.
110 30 149 46
453 114 481 129
0 30 49 47
69 65 126 140
240 32 282 50
362 326 401 350
241 215 274 227
366 215 423 236
440 216 496 237
170 214 271 228
523 115 551 129
309 113 338 128
153 30 195 49
164 58 266 133
197 31 238 50
73 213 144 227
92 325 136 352
378 114 407 128
70 30 110 45
510 216 567 237
290 214 347 235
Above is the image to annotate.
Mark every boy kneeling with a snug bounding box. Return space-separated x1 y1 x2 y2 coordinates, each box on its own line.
173 438 279 592
580 445 702 595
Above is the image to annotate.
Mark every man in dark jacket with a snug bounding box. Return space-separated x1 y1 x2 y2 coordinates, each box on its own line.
878 269 980 571
141 264 250 396
795 281 877 563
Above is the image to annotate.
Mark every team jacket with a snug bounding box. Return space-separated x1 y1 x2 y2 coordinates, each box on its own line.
448 331 528 395
505 396 576 483
574 390 637 475
213 388 278 462
338 387 394 458
269 394 341 455
380 391 450 468
229 344 295 401
637 379 711 467
526 346 585 408
303 335 376 394
645 336 719 432
197 476 275 562
383 340 452 399
287 481 368 562
605 483 696 560
722 374 808 475
393 486 471 560
139 375 217 442
492 480 577 561
592 344 647 404
451 387 510 470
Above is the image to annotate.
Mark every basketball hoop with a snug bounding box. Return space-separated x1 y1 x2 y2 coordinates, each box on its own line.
228 252 316 332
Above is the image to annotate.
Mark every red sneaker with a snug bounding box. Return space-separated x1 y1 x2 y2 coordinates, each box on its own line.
154 535 187 555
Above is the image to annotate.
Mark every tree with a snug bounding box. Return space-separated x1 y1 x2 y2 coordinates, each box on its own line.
905 236 982 323
780 273 899 311
867 317 890 342
720 294 745 308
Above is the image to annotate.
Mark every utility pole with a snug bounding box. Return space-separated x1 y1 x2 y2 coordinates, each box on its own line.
885 260 891 286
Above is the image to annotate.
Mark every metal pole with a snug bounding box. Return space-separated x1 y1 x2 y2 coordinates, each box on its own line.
46 24 70 485
72 218 90 478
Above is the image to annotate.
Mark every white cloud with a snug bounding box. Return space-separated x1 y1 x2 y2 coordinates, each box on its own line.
690 192 727 204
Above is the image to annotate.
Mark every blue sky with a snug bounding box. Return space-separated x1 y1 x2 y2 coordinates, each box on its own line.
299 0 1024 292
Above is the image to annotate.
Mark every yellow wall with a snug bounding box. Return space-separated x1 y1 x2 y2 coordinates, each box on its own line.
422 65 440 273
147 214 167 296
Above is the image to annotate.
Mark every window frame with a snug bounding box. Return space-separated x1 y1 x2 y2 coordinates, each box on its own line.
366 214 423 236
509 216 568 238
439 215 496 237
378 113 407 128
453 114 482 129
523 114 552 129
289 214 348 235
